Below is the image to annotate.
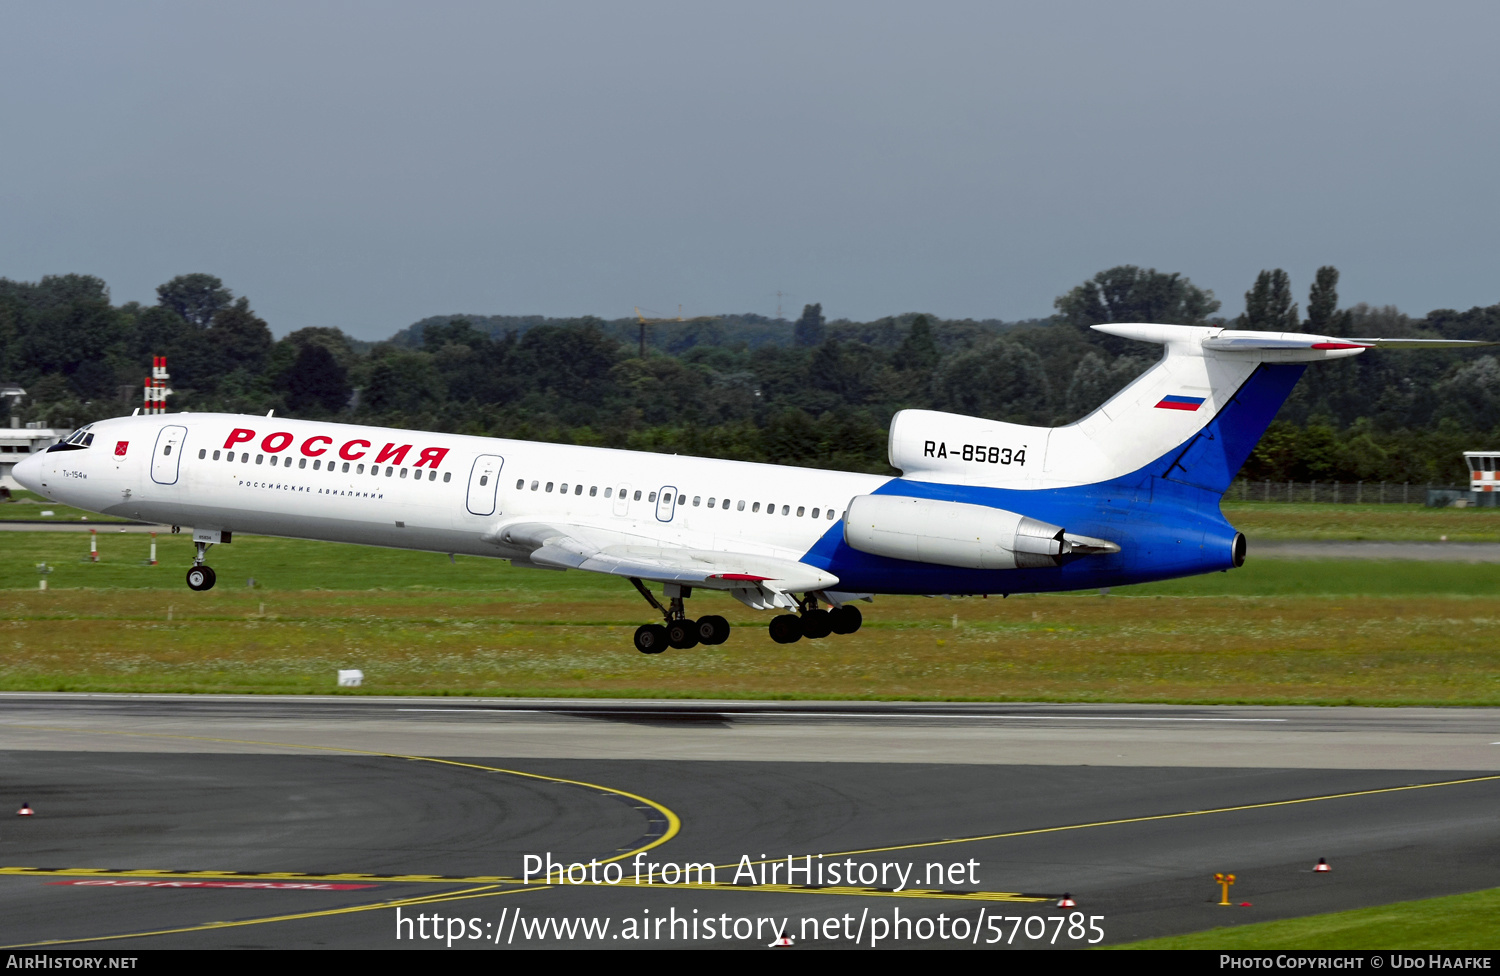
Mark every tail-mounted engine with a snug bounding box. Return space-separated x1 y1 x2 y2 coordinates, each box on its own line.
843 495 1119 570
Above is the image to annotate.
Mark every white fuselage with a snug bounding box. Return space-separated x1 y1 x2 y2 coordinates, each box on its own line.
21 413 886 566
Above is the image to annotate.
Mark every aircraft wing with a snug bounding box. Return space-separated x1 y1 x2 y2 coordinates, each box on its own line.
484 521 839 610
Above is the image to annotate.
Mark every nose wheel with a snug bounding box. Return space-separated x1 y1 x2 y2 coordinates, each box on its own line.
186 540 216 591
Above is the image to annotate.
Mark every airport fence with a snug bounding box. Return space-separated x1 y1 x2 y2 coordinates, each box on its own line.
1225 480 1483 507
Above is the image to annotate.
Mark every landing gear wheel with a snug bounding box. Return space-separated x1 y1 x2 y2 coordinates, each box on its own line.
634 624 669 654
695 615 731 645
830 605 863 634
768 613 803 644
185 565 216 591
690 617 718 646
800 608 833 639
666 619 699 649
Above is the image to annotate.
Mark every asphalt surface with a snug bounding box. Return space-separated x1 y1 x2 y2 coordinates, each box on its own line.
1252 540 1500 561
0 694 1497 950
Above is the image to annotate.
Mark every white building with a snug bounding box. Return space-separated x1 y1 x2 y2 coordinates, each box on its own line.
1464 451 1499 508
1 385 72 491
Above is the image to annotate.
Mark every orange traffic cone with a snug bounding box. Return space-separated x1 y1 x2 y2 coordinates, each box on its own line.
17 803 33 817
1058 893 1076 908
1314 858 1331 873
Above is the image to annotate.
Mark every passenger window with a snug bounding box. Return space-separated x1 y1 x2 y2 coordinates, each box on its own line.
400 468 407 478
693 496 701 506
516 479 524 489
256 454 263 464
213 450 220 460
752 502 760 513
546 482 553 492
797 506 805 517
633 490 642 501
342 462 349 473
781 505 789 515
429 470 436 481
313 459 321 470
300 458 307 469
649 492 658 503
574 484 582 495
443 472 452 482
560 483 568 494
531 481 539 490
590 486 598 496
198 449 206 459
811 508 819 518
708 497 716 507
357 464 365 474
827 509 836 520
737 500 745 511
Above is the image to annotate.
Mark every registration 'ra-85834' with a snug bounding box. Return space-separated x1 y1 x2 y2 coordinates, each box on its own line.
923 440 1028 465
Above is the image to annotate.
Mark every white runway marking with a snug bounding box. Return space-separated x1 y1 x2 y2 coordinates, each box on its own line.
395 708 1287 722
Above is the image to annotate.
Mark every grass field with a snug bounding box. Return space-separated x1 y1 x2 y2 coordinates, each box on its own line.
3 530 1497 702
1112 887 1500 950
1221 501 1500 542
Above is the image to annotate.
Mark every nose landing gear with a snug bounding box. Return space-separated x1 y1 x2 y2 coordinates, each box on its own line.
185 540 216 591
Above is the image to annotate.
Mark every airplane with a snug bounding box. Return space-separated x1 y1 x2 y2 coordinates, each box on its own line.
13 322 1486 654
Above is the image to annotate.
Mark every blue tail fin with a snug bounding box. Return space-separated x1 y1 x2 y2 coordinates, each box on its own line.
1157 363 1306 494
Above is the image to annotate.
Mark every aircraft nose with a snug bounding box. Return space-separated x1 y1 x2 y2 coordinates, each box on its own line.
12 450 46 493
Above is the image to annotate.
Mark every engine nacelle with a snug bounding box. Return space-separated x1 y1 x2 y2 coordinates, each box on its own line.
843 494 1119 570
887 408 1047 482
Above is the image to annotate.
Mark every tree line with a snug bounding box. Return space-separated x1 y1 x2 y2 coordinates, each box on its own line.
2 266 1497 484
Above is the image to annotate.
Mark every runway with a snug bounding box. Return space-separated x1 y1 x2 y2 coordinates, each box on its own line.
0 694 1496 949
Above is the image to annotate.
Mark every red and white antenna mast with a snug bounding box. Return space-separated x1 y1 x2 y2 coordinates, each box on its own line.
144 357 171 414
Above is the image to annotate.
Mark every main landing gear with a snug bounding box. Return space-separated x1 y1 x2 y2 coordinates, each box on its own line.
625 579 865 652
629 578 730 654
768 597 862 645
185 541 216 591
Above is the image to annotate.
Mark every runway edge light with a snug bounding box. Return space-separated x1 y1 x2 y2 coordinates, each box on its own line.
17 803 33 817
1314 858 1331 873
1057 893 1076 908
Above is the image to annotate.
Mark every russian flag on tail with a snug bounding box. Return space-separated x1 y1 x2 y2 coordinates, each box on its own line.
1155 395 1206 411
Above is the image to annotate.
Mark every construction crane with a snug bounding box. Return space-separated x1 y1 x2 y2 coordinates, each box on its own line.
633 305 720 359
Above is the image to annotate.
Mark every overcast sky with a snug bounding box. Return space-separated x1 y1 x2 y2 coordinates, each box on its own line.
2 2 1497 339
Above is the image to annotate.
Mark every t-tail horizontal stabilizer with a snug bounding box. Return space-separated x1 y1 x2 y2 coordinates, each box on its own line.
1085 323 1495 496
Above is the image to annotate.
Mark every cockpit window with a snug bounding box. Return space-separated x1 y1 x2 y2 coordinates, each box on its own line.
64 426 96 447
50 425 96 452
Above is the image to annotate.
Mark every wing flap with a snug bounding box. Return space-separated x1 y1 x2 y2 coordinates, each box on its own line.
488 520 838 592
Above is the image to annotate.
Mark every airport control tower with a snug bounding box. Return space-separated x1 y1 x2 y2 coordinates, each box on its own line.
1464 451 1499 507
